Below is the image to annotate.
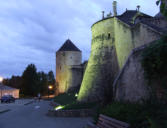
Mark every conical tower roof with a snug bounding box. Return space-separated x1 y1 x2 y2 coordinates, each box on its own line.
58 39 81 52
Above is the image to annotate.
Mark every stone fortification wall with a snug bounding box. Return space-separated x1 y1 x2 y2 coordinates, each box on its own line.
77 12 165 102
114 18 134 69
67 65 83 92
142 18 167 28
133 23 161 48
56 51 82 93
114 18 162 69
114 44 151 102
78 18 119 102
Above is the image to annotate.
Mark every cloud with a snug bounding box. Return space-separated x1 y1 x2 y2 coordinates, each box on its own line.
0 0 159 77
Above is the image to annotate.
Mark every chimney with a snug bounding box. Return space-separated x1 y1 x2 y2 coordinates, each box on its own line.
102 11 105 19
113 1 117 16
137 5 140 12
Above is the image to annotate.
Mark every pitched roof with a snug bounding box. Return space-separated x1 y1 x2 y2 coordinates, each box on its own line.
0 83 18 90
117 10 152 26
116 10 166 34
58 39 81 52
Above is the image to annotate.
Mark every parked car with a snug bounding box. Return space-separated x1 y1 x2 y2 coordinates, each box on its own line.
1 95 15 103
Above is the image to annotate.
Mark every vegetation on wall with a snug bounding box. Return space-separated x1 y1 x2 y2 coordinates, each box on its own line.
141 35 167 100
141 35 167 80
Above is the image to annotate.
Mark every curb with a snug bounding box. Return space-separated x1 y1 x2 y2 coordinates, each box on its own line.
47 109 95 117
24 101 34 105
0 109 10 114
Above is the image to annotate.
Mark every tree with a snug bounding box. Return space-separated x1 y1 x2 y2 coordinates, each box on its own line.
3 64 55 97
21 64 39 96
157 0 167 17
3 76 22 89
37 71 48 95
47 71 55 94
47 71 55 85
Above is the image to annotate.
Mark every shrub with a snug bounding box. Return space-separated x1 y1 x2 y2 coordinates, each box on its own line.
141 35 167 81
98 101 167 128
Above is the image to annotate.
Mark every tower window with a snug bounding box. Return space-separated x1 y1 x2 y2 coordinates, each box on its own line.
108 33 111 39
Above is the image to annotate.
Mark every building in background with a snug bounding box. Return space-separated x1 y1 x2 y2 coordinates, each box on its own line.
0 83 19 98
56 39 84 94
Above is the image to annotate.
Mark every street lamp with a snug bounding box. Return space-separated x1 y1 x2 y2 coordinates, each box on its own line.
0 77 3 99
48 85 53 90
48 85 53 98
0 77 3 83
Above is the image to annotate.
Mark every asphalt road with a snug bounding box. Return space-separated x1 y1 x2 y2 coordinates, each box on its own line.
0 100 91 128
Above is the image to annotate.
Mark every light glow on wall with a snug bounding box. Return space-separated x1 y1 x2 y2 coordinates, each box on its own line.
54 105 64 111
75 93 78 97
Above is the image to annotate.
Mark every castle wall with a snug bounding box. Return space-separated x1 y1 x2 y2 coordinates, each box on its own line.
114 18 134 69
133 23 161 48
114 18 161 69
56 51 82 93
77 12 165 102
78 18 119 102
114 45 151 102
145 18 167 28
67 65 83 92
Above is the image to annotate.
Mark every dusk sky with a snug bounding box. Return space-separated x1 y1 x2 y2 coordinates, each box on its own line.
0 0 159 78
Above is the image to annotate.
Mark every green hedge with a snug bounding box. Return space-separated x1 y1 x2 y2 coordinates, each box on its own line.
99 102 167 128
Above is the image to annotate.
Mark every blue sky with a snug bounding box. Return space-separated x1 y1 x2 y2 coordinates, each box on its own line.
0 0 159 78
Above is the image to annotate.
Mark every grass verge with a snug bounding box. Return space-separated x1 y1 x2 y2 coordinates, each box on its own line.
54 92 77 105
54 92 98 110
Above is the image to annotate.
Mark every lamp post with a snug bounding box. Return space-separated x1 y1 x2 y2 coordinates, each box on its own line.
48 85 53 98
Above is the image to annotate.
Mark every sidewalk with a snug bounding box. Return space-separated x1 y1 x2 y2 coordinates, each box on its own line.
0 99 34 106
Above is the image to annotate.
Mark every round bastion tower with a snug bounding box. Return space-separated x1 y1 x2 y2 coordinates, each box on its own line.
78 1 119 102
56 39 82 94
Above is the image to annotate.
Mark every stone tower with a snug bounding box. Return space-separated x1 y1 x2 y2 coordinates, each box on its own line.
56 39 82 94
77 12 119 102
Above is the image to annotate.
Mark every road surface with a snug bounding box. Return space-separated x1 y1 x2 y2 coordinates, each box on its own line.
0 100 91 128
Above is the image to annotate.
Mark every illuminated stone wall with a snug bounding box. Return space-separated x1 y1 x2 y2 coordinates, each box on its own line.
114 18 161 69
56 51 82 93
78 14 164 102
78 18 119 102
114 19 134 69
114 45 150 102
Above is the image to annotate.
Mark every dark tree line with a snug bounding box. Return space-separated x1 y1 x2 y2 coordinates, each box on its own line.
3 64 55 97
